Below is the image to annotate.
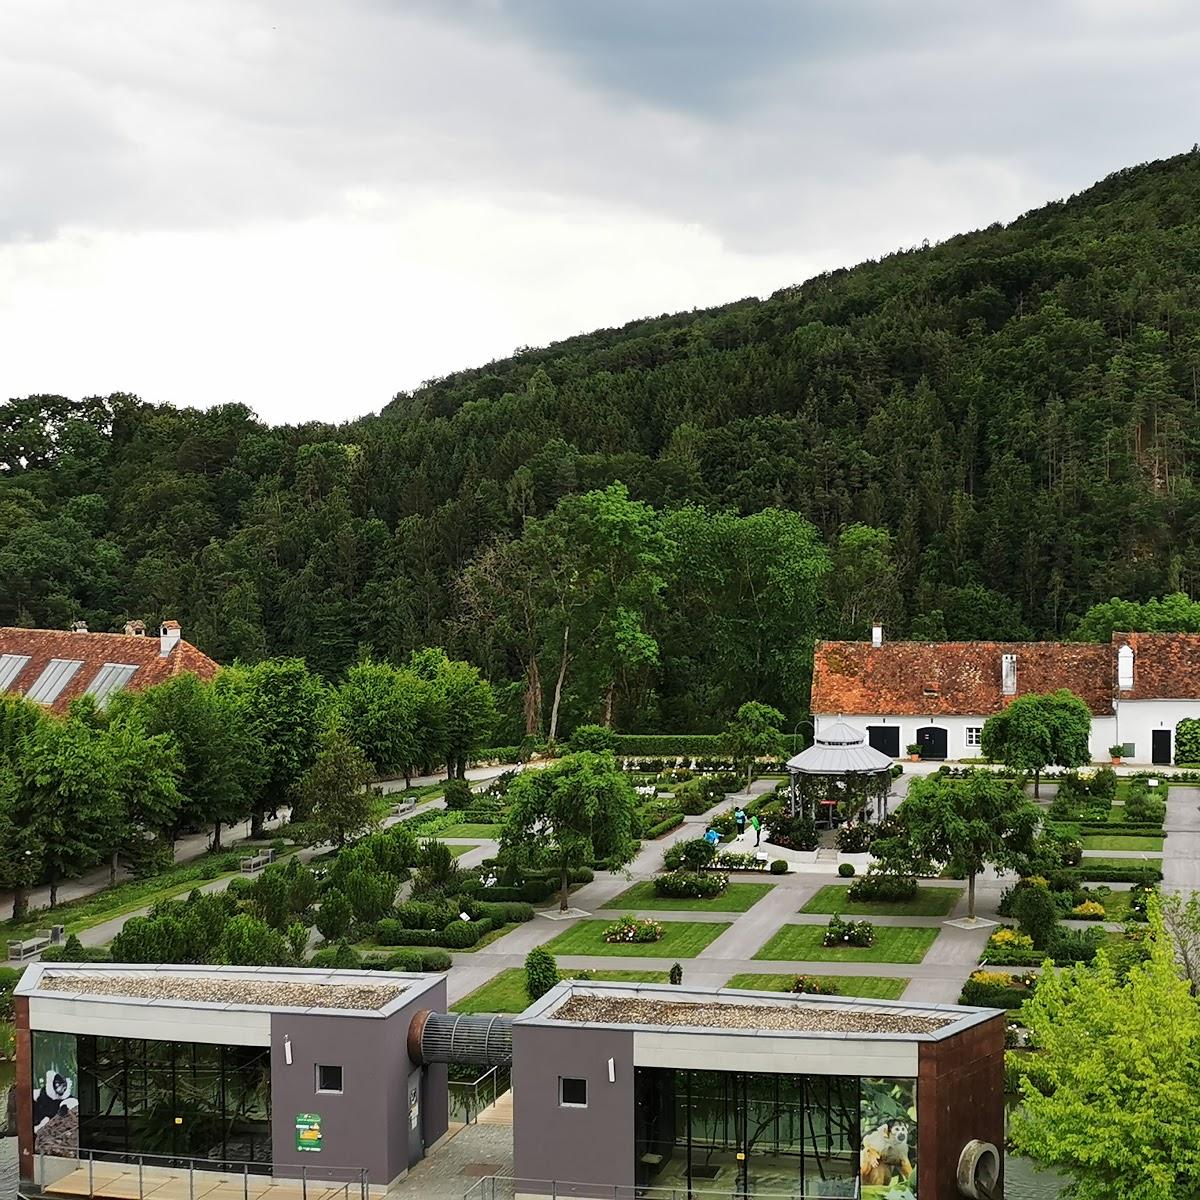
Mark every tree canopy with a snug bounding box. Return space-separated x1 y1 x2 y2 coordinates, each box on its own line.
981 689 1093 794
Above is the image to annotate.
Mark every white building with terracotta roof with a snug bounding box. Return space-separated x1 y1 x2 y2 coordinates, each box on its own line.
0 620 218 714
811 624 1200 765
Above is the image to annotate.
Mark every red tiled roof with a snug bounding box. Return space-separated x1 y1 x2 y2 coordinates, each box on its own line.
0 626 219 714
811 640 1113 717
1116 632 1200 700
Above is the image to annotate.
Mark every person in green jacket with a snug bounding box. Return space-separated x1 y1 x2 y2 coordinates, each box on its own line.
751 813 761 846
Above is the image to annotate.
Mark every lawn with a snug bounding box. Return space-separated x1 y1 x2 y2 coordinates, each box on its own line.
799 884 961 918
452 968 669 1013
752 923 939 964
1082 856 1163 870
604 881 773 913
447 844 477 858
1079 834 1164 852
542 920 732 958
724 973 908 1000
442 823 503 839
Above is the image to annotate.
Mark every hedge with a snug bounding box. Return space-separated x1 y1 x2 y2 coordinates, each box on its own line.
612 735 726 756
645 813 686 838
1055 864 1163 884
376 916 498 948
473 901 535 924
358 948 453 972
959 979 1032 1008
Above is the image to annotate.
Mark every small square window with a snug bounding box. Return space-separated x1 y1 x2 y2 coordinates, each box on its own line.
316 1064 343 1094
966 727 982 747
559 1076 587 1108
1122 742 1136 759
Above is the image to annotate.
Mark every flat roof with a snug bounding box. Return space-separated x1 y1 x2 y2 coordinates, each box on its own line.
516 981 1002 1041
17 962 442 1018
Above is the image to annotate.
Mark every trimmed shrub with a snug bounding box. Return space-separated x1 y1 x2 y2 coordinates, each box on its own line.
645 813 686 838
440 917 498 948
1054 864 1163 885
1012 883 1059 949
666 838 718 872
394 900 459 930
443 778 475 810
525 946 560 1000
473 901 535 924
960 969 1035 1008
791 974 839 995
654 870 728 900
40 943 110 963
570 724 616 753
383 948 452 972
309 940 362 969
823 915 875 948
1071 900 1106 919
603 915 664 944
669 961 684 985
613 735 723 757
838 863 856 878
769 860 789 875
315 889 353 941
847 873 919 903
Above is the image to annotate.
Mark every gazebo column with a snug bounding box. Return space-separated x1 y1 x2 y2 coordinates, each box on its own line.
789 772 798 818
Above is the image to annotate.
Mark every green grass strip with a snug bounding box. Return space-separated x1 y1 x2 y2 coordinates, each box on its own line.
724 973 908 999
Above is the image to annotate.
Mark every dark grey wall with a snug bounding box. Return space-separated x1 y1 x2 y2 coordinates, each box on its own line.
513 1023 636 1191
269 978 447 1188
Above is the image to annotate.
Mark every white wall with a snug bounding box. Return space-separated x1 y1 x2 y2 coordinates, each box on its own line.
1114 699 1200 764
815 712 1118 763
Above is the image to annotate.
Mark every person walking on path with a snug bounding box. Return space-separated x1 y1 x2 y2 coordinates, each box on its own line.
735 807 747 840
751 813 761 846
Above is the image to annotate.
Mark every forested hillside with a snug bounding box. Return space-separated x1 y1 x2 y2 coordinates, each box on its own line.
4 151 1200 736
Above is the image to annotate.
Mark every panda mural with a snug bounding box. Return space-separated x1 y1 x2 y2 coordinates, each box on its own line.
31 1033 78 1156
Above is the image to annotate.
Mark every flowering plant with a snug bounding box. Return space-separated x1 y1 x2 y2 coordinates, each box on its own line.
822 914 875 948
602 915 664 944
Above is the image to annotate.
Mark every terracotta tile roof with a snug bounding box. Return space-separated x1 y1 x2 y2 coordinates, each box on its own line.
0 625 219 714
1116 632 1200 700
811 640 1113 717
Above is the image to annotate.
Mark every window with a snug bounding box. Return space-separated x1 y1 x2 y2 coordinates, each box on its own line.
1122 742 1136 759
559 1076 588 1107
25 658 84 704
965 727 982 747
0 654 30 691
316 1064 343 1094
86 663 139 706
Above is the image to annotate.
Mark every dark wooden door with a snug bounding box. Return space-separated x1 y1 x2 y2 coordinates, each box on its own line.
867 726 900 758
1152 729 1171 765
917 726 948 760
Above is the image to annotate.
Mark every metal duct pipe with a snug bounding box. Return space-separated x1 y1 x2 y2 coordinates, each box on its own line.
408 1010 514 1067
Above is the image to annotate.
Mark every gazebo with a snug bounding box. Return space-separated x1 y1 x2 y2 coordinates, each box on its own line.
785 720 895 827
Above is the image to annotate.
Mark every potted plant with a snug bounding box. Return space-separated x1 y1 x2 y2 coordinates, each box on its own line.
1109 744 1124 766
906 743 922 762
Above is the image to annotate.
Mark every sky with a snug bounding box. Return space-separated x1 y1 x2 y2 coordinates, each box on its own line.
1 1 1198 425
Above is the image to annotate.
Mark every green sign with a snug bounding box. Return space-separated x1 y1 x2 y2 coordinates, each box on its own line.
295 1112 322 1152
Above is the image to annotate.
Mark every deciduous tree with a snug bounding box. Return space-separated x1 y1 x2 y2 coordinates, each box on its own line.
981 689 1092 796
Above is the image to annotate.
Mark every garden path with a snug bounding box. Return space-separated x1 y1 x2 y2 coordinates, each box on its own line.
1162 785 1200 894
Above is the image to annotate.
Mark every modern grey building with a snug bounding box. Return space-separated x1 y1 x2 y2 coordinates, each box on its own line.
14 963 449 1193
512 980 1005 1199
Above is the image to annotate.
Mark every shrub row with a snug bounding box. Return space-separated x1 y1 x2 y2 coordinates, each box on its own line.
645 813 686 838
654 870 728 899
960 971 1035 1008
1054 865 1163 885
376 916 499 948
612 735 726 756
846 874 919 903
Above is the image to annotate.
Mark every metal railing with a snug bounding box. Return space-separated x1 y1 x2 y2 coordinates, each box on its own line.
449 1062 512 1124
35 1149 370 1200
462 1176 860 1200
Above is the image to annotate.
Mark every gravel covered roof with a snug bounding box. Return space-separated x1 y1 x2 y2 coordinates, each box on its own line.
39 972 407 1011
551 994 952 1036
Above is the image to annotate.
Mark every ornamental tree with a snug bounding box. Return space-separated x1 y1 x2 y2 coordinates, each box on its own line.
981 688 1092 796
1010 906 1200 1200
722 701 786 786
301 720 377 848
886 771 1040 919
502 752 638 911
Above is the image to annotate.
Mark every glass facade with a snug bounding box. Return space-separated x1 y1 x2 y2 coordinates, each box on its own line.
634 1067 917 1198
69 1035 272 1166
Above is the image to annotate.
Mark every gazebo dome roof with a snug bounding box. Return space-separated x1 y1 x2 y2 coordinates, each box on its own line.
786 721 894 776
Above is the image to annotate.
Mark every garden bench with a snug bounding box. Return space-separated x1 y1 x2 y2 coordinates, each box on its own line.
391 797 417 816
8 931 52 960
240 852 272 874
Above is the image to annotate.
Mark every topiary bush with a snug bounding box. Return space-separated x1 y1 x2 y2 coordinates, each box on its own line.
309 940 362 969
603 915 664 944
654 870 728 899
443 778 475 810
525 946 560 1001
1012 883 1060 949
669 962 683 986
837 862 856 878
570 724 616 753
769 860 789 875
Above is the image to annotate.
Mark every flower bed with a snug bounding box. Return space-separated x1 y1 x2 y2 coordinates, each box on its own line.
823 915 875 948
960 969 1036 1009
846 873 919 903
713 851 763 871
603 915 665 944
791 974 840 995
1071 899 1106 919
987 927 1033 953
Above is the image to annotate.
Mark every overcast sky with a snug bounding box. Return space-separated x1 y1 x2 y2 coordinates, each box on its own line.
2 1 1198 424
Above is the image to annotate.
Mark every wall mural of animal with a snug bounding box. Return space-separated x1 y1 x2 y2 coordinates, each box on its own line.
860 1120 915 1188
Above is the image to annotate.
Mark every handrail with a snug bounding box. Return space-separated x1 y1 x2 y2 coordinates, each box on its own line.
461 1175 861 1199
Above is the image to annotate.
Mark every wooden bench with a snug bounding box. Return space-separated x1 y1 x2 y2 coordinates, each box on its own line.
8 931 52 960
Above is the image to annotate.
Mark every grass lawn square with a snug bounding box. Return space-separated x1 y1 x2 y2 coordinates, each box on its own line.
445 823 503 838
752 923 938 964
1079 834 1164 852
542 919 731 958
605 881 773 912
724 973 908 1000
445 843 478 858
452 967 669 1013
799 884 962 917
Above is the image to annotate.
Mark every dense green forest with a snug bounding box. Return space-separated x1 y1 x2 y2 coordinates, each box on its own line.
4 151 1200 736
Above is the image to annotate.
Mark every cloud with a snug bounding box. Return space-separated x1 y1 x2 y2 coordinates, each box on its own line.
1 0 1198 418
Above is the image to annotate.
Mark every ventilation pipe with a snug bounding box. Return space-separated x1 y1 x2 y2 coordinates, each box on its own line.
408 1011 513 1067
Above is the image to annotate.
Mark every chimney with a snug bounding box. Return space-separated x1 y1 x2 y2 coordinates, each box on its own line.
1001 653 1017 696
70 620 88 634
160 620 182 658
124 619 146 637
1118 643 1134 691
871 623 883 649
